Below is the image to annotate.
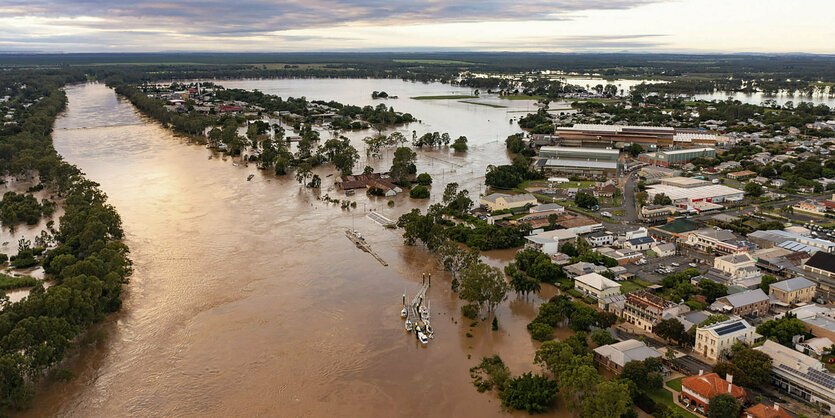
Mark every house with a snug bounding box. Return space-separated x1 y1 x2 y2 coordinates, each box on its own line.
564 261 608 278
727 170 757 180
623 290 688 332
769 276 817 305
587 231 615 247
651 242 676 257
695 317 758 361
749 229 835 254
686 228 751 255
529 203 565 213
710 289 770 317
480 193 537 211
593 183 617 197
754 340 835 412
594 340 662 373
640 205 679 223
794 199 827 215
802 251 835 297
574 273 621 300
771 179 787 188
595 247 644 265
796 337 833 359
680 372 748 415
525 229 577 255
218 104 244 113
624 236 655 251
743 403 792 418
713 253 759 280
336 173 402 196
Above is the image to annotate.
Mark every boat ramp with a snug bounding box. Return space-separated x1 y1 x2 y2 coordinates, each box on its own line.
344 229 388 266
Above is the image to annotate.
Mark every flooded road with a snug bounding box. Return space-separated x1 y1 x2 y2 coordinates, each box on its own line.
25 82 569 417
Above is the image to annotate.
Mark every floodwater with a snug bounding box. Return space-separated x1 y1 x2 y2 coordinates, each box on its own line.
24 81 573 417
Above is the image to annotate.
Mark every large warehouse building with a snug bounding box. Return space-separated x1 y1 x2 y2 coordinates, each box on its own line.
647 179 744 206
536 146 621 178
555 124 718 149
639 147 716 167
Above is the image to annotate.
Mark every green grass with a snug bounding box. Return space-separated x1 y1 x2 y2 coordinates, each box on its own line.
556 181 595 189
411 95 478 100
393 59 475 65
0 273 39 290
499 95 546 100
620 279 649 293
459 100 507 108
666 377 684 392
613 209 625 216
646 387 697 418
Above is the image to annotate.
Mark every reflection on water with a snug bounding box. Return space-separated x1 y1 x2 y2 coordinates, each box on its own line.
23 82 576 417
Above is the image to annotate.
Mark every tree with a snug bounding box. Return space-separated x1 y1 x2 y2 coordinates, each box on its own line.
596 311 618 329
635 191 649 207
470 355 510 392
451 135 468 152
655 318 686 343
574 192 598 209
500 372 558 414
459 262 509 313
547 213 558 229
590 329 616 346
568 303 598 331
699 279 728 303
745 181 764 197
410 185 430 199
708 394 740 418
308 174 321 189
756 316 806 346
506 133 525 153
759 274 777 293
295 162 313 186
416 173 432 186
626 143 644 157
653 193 673 205
390 147 417 186
582 380 632 418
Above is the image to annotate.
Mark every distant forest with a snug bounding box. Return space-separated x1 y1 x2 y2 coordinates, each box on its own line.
1 52 834 96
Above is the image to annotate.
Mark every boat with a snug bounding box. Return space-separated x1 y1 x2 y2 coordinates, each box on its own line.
400 308 407 318
405 319 413 332
232 163 239 167
417 331 429 344
247 174 255 181
425 324 434 338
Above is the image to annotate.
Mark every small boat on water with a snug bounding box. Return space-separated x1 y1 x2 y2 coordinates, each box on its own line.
232 163 239 167
417 331 429 344
425 324 434 338
247 174 255 181
400 308 407 318
405 320 413 332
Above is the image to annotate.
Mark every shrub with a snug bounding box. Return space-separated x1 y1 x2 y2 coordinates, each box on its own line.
461 304 479 320
416 173 432 186
500 372 558 414
527 321 553 341
409 185 430 199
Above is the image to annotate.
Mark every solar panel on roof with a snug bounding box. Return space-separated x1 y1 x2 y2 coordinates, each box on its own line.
714 322 746 336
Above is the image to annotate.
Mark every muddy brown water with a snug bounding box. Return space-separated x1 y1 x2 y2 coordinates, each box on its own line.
22 81 577 417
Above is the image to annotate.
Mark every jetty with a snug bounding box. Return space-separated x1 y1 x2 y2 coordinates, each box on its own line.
367 211 394 227
345 229 388 266
401 274 433 344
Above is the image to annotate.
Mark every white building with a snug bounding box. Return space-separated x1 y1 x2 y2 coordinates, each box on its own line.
480 193 537 211
695 317 758 361
713 253 759 280
574 273 622 300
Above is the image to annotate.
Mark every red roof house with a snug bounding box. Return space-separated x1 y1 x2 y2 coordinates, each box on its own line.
743 403 791 418
219 105 244 113
680 372 747 415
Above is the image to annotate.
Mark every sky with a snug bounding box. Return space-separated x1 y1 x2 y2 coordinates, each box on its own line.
1 0 833 54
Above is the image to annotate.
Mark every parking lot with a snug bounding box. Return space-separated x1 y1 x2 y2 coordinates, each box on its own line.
625 253 707 284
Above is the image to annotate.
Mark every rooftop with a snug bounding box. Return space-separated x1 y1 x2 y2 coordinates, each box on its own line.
769 276 816 292
755 340 835 391
682 372 747 400
647 184 744 201
539 146 620 156
700 317 755 338
576 272 621 291
804 251 835 273
594 339 662 368
541 158 619 170
718 289 769 308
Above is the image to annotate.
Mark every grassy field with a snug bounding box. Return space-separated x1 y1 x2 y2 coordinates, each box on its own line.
459 100 507 108
646 387 697 418
499 95 546 100
411 95 478 100
620 279 649 293
556 181 595 189
666 377 684 392
393 59 475 65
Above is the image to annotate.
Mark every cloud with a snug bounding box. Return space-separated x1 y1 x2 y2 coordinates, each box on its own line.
1 0 665 37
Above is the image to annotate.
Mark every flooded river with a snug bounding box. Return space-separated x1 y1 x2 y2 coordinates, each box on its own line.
24 81 571 417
